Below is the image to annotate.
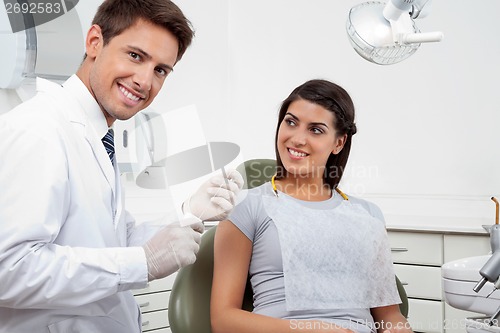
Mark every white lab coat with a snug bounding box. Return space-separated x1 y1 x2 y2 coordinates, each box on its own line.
0 76 156 333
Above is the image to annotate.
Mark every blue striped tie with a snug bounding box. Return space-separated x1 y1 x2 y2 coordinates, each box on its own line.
102 129 115 164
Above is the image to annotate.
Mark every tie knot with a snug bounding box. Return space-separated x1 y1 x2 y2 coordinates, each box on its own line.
102 129 115 164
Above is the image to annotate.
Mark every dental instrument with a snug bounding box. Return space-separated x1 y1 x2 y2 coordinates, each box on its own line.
474 198 500 294
469 197 500 326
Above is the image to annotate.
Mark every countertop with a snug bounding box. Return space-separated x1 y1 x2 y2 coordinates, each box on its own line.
385 214 492 235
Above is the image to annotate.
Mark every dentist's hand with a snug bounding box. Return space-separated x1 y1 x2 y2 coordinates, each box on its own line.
183 169 244 221
142 222 204 281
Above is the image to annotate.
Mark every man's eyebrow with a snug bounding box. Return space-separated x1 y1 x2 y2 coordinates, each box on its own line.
127 45 174 72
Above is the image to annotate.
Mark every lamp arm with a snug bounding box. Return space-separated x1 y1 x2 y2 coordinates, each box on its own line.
410 0 433 19
384 0 434 20
383 0 415 21
388 1 443 45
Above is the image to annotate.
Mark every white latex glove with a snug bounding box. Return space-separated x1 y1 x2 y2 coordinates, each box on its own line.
183 169 244 221
142 222 204 281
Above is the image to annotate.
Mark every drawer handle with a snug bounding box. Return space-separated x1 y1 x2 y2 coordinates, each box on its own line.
139 301 150 308
391 247 408 252
400 281 409 286
142 321 150 327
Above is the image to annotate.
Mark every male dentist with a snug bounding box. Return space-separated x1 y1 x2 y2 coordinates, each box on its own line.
0 0 242 332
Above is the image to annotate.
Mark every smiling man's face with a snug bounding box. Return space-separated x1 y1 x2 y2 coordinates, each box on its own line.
84 18 179 125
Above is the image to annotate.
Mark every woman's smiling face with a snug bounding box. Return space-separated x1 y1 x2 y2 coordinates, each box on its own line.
277 98 346 179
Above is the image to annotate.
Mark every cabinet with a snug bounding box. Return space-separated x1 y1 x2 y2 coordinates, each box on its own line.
132 273 176 333
387 230 490 333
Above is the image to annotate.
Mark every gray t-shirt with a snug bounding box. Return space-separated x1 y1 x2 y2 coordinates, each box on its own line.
228 182 390 333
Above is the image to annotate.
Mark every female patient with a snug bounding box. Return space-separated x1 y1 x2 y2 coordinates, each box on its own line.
211 79 412 333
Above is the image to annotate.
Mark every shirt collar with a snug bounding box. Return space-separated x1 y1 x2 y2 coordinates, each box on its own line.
62 74 110 138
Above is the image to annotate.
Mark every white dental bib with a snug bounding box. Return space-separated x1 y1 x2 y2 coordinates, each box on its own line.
262 190 400 311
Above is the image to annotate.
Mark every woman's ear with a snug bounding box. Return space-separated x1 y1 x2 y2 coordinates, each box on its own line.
332 133 347 155
84 24 103 59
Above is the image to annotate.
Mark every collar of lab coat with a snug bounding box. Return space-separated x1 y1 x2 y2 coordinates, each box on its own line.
57 75 117 197
62 74 108 139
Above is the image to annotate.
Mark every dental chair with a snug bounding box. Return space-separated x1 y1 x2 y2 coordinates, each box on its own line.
168 159 409 333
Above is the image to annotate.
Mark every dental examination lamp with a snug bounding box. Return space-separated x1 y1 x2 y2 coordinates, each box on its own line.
346 0 443 65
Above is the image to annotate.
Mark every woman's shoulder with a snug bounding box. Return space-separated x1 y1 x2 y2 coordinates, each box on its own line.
343 193 385 222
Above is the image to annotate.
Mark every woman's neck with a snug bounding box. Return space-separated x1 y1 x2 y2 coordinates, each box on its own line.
274 176 332 201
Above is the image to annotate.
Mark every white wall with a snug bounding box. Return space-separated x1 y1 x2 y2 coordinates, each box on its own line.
150 0 231 144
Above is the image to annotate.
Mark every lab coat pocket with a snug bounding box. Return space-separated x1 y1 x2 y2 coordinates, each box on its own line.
48 315 129 333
